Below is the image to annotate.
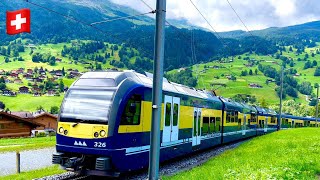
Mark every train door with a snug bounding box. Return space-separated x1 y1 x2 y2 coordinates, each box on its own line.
162 96 180 143
242 115 246 135
192 108 201 146
264 117 268 132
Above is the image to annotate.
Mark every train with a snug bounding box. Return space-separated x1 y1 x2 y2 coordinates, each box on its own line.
52 70 318 177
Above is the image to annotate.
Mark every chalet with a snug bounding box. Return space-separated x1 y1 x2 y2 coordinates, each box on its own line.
19 86 29 94
10 73 18 78
32 87 42 93
30 112 58 134
2 89 16 96
23 73 33 79
26 44 36 49
33 92 42 97
49 70 56 75
47 90 56 96
39 70 46 75
32 77 43 83
16 69 24 74
294 73 300 77
56 58 62 62
0 111 43 138
226 75 232 80
14 78 23 84
67 74 75 79
27 69 33 74
249 83 263 88
0 69 5 75
39 75 47 79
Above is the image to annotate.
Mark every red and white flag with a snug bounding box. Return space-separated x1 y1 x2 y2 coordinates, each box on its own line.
6 8 31 35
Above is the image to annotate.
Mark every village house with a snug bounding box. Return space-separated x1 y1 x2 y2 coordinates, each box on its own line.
47 89 56 96
0 69 5 75
27 68 33 74
0 111 43 138
33 92 42 97
10 111 58 136
23 73 33 79
249 83 263 88
10 73 18 78
14 78 23 84
56 58 62 62
19 86 29 94
2 89 16 96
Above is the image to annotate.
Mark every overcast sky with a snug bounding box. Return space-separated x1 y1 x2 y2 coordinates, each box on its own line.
111 0 320 32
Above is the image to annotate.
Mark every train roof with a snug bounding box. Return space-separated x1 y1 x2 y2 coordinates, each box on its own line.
75 70 222 104
282 114 316 121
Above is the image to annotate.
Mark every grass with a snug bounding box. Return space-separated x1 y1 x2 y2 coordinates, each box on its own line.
165 128 320 180
0 136 56 153
0 94 64 111
0 165 64 180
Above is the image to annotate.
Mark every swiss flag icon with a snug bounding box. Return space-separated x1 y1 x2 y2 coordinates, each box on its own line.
6 8 31 35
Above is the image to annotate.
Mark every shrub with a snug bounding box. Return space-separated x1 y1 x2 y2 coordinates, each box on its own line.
36 132 47 137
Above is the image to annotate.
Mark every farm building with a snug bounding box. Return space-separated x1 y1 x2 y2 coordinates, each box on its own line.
0 111 43 138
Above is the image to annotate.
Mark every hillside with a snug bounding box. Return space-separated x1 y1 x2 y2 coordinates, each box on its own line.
168 42 320 113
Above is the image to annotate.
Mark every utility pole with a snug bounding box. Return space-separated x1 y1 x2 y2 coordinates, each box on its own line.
278 66 284 130
316 84 319 127
148 0 166 180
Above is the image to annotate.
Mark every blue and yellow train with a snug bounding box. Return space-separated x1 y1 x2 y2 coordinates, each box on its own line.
52 70 318 176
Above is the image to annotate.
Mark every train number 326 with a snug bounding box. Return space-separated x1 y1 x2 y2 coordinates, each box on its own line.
94 142 106 148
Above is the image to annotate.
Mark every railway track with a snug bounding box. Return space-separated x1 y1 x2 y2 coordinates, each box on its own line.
37 139 247 180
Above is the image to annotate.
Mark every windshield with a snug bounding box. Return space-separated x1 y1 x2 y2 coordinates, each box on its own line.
60 90 114 123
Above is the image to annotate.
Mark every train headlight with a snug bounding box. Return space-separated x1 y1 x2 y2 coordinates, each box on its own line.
94 132 99 138
59 127 64 133
100 130 106 137
64 130 68 135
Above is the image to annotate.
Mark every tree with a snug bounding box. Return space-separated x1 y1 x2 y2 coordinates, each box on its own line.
314 67 320 76
255 69 258 75
241 70 248 76
260 98 268 108
312 60 318 67
249 69 253 75
62 67 65 76
59 80 64 92
37 105 44 111
297 81 312 95
50 106 59 114
0 77 4 83
0 83 6 90
0 101 5 109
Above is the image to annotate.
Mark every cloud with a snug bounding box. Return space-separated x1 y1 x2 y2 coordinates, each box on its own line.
110 0 320 32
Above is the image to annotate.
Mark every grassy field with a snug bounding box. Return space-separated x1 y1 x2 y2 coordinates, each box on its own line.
0 136 56 153
165 128 320 180
0 94 64 111
1 165 64 180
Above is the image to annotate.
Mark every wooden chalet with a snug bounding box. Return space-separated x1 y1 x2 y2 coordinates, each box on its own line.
19 86 29 94
0 111 43 138
2 89 16 96
27 69 33 74
14 78 22 84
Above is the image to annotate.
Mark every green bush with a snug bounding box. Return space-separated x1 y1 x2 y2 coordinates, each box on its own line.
36 132 47 137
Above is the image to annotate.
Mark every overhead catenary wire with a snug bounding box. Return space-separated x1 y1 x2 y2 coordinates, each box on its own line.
23 0 155 37
90 11 155 25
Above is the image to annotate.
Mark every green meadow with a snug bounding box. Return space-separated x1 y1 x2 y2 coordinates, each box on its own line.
165 128 320 180
0 136 56 153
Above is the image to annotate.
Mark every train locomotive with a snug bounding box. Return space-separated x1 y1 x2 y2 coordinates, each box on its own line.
52 70 318 176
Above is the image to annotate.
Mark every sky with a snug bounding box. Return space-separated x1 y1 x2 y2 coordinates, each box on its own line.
111 0 320 32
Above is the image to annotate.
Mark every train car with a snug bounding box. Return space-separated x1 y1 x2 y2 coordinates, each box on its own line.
52 70 318 176
53 71 227 175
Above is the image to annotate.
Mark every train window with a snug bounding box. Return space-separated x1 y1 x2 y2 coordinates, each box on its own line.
173 103 179 126
120 95 141 125
210 117 215 133
235 111 239 123
226 111 231 123
230 111 235 123
202 117 209 135
74 78 116 87
216 117 221 132
165 103 171 126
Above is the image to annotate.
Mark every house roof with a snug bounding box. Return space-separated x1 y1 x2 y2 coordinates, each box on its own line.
11 111 34 118
33 112 58 119
0 111 43 127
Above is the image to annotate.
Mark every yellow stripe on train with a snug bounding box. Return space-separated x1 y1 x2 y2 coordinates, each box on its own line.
57 122 108 139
